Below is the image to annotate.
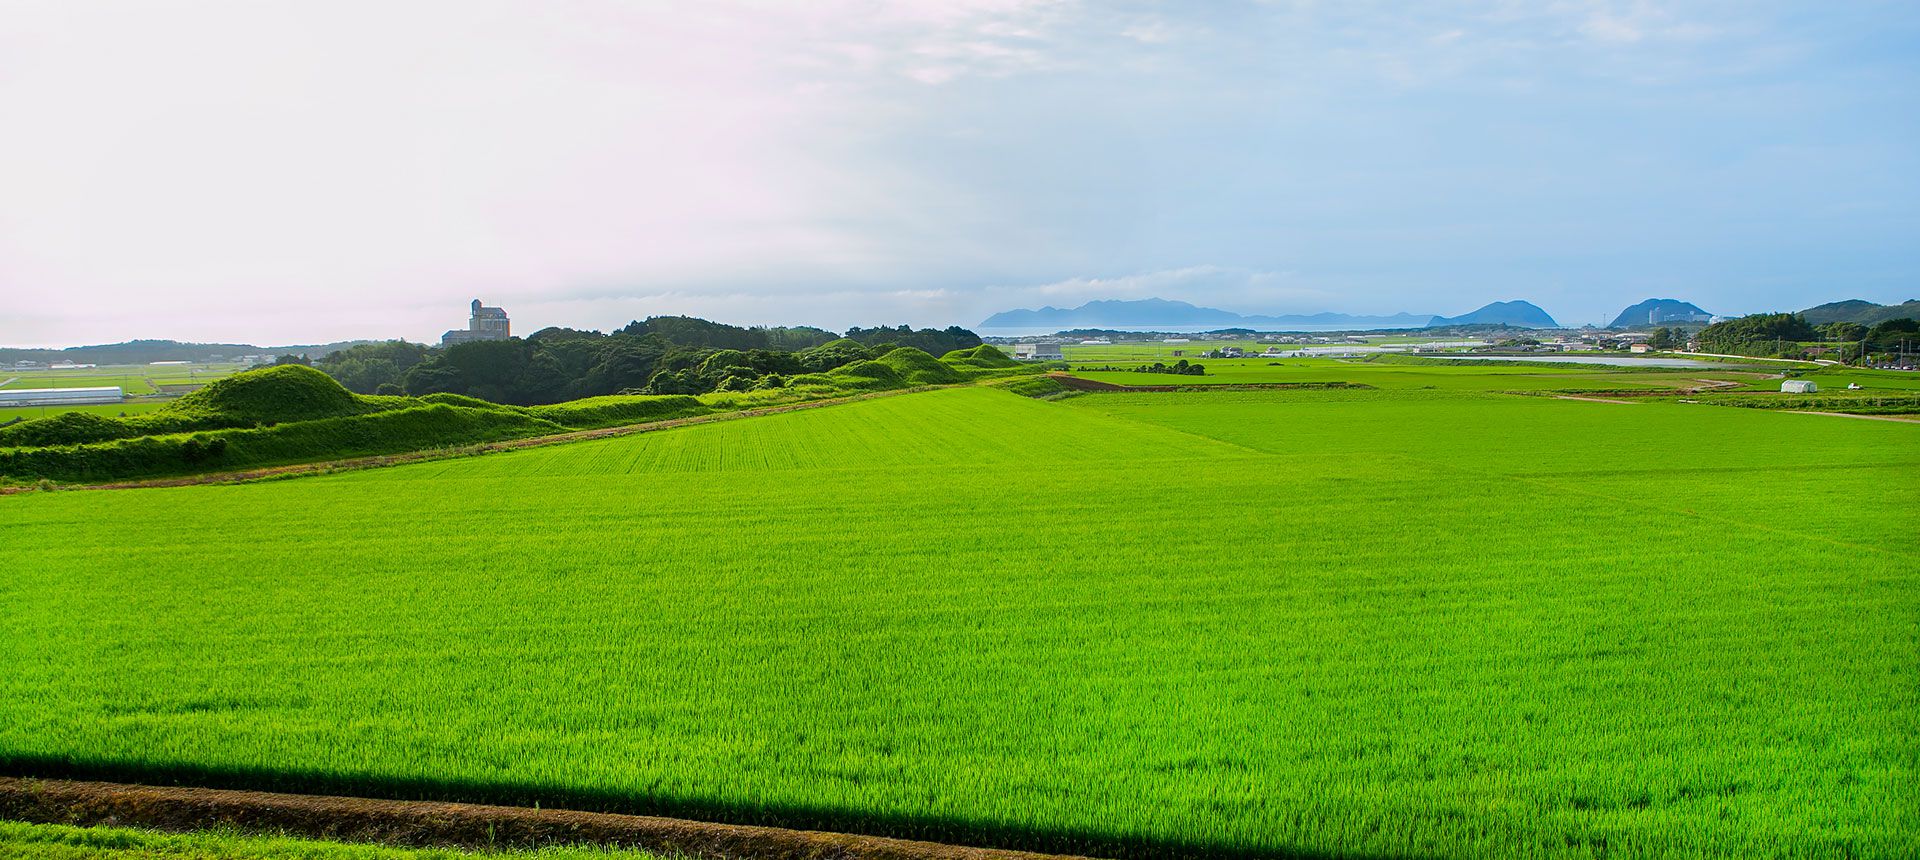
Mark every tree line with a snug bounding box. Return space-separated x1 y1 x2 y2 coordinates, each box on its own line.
310 316 982 405
1693 313 1917 360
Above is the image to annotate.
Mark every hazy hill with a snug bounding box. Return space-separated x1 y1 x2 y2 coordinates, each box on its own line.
980 298 1433 330
1430 300 1559 328
0 339 377 365
1800 299 1920 326
1609 299 1713 328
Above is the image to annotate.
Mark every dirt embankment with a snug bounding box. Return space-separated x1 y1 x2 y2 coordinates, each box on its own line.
0 778 1089 860
0 386 949 494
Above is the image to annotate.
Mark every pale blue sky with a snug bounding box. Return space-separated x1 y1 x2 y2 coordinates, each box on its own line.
2 1 1916 344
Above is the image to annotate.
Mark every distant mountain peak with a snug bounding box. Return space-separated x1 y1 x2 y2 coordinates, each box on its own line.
979 298 1437 330
1800 298 1920 326
1608 299 1712 328
1430 300 1559 328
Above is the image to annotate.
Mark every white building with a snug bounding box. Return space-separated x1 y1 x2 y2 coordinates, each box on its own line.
1781 380 1818 394
1012 342 1065 361
0 386 124 406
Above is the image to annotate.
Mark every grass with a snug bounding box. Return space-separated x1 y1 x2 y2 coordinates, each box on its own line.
1732 367 1920 392
0 401 173 422
1 353 1040 483
1 386 1915 858
0 821 663 860
1066 357 1770 392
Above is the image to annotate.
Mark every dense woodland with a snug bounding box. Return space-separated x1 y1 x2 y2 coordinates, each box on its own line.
314 317 984 405
1693 313 1917 360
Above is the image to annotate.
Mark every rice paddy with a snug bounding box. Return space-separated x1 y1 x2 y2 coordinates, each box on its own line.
1065 357 1769 391
2 382 1915 858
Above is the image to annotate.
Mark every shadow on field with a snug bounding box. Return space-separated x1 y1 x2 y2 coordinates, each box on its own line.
0 756 1426 860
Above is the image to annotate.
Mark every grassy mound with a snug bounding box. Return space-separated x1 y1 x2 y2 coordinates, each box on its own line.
527 395 711 430
992 375 1072 399
875 347 965 385
166 365 377 425
941 344 1018 369
417 392 514 411
826 360 905 390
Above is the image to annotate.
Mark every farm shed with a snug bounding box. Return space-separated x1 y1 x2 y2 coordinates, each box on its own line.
1012 342 1065 361
1781 379 1819 394
0 386 124 406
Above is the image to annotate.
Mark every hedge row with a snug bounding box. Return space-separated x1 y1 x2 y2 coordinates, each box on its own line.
0 405 561 483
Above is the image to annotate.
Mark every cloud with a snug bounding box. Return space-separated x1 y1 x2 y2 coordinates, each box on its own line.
982 266 1340 314
0 1 1910 345
1580 14 1645 44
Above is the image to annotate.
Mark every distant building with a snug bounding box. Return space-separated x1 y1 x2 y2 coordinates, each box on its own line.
0 386 123 407
1012 341 1065 361
1781 379 1818 394
442 299 512 346
1629 343 1652 354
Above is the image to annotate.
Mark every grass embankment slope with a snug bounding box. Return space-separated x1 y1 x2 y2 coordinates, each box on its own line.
2 386 1915 858
0 821 659 860
0 347 1030 483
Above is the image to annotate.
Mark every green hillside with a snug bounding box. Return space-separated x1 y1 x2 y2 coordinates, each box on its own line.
1801 298 1920 326
2 385 1913 858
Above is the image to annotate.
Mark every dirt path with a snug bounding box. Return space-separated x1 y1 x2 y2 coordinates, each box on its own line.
1552 395 1637 405
0 777 1088 860
1784 410 1920 423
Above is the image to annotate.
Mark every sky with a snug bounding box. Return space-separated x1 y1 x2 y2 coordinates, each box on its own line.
2 1 1917 346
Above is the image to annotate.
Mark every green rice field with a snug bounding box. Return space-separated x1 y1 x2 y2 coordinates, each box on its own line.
0 363 247 397
1068 357 1770 391
0 401 173 423
2 383 1915 858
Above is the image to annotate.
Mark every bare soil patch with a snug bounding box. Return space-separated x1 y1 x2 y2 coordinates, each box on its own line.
0 777 1089 860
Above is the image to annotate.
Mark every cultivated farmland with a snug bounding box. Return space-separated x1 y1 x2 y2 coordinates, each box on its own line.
1 383 1915 858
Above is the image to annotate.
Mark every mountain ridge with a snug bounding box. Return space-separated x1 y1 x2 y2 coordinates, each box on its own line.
981 298 1560 330
1608 299 1713 328
1799 299 1920 326
1430 300 1559 328
0 339 378 365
